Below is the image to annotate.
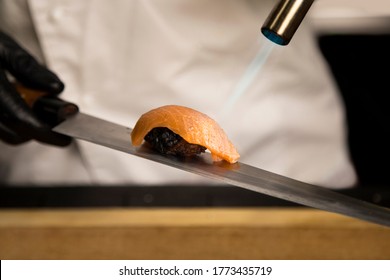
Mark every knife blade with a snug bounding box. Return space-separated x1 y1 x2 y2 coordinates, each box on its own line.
14 83 390 227
53 112 390 227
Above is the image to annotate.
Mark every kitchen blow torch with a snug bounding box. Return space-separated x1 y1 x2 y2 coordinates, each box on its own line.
261 0 315 45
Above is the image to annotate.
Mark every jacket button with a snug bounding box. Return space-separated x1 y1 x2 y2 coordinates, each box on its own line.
49 7 65 23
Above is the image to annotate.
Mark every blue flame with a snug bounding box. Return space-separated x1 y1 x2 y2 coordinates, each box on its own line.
219 39 275 120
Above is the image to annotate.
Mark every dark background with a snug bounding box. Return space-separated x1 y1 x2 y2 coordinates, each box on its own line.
319 34 390 189
1 34 390 208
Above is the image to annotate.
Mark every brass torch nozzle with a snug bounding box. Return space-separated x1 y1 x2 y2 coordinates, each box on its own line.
261 0 315 46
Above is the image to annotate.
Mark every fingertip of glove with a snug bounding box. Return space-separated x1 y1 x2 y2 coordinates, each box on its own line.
37 133 73 147
48 79 65 94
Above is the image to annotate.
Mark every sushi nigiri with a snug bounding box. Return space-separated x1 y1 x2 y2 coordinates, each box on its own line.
131 105 240 163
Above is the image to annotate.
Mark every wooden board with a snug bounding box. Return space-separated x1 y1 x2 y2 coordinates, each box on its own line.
0 207 389 259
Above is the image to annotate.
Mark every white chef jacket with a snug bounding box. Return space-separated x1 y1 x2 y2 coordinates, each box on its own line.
0 0 357 188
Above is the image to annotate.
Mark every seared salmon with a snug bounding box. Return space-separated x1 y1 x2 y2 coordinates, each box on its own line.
131 105 240 163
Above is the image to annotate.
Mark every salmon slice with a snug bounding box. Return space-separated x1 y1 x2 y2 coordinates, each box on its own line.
131 105 240 163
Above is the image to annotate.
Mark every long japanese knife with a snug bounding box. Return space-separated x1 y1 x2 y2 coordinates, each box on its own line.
52 112 390 227
17 84 390 227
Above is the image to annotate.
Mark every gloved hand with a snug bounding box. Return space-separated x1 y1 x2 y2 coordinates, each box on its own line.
0 31 71 146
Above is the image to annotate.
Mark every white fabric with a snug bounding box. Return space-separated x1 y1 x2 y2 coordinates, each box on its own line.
0 0 357 188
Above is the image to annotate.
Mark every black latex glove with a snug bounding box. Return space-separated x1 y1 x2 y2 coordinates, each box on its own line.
0 31 71 146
